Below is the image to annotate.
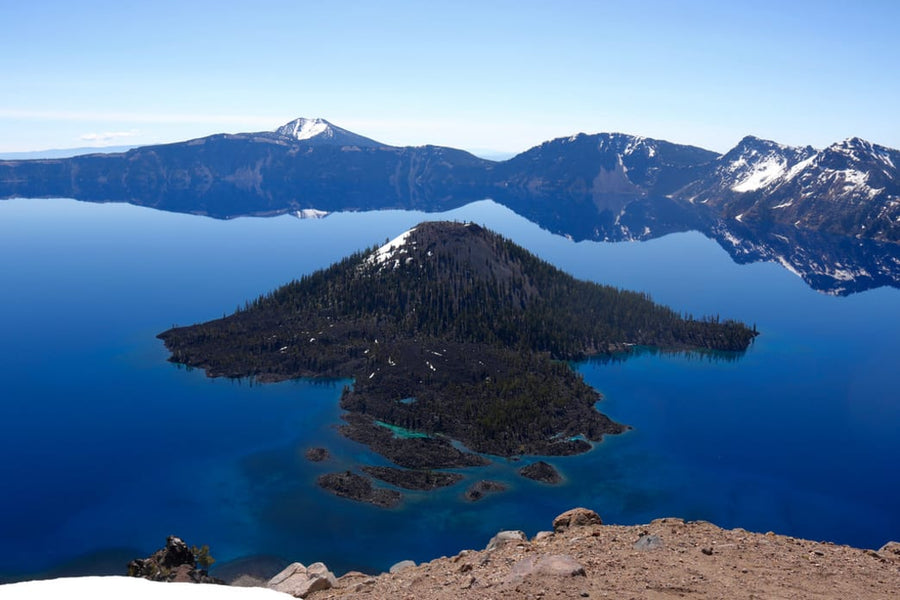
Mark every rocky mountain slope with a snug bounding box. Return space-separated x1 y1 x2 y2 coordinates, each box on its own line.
248 508 900 600
675 135 900 242
2 118 897 243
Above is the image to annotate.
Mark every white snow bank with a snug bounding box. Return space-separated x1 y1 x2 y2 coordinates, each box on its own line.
369 227 416 265
283 118 328 141
295 209 329 220
731 155 786 192
0 576 287 600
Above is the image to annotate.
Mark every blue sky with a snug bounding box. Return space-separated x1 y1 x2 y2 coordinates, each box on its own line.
1 0 898 155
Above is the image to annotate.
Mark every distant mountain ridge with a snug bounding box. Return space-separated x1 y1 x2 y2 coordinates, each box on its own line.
674 135 900 242
0 117 897 244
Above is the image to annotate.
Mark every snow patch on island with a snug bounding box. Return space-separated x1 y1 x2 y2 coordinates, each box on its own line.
367 227 417 267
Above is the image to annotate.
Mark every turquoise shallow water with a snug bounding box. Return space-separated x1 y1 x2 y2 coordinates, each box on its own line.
0 197 897 579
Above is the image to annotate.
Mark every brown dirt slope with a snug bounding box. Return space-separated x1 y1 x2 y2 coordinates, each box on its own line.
308 508 900 600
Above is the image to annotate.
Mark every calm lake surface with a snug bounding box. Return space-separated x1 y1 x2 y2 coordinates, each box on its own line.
0 197 897 579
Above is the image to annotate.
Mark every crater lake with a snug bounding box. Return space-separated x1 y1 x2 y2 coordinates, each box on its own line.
0 197 897 581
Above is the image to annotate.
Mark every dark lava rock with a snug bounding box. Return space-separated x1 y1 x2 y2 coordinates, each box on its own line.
304 447 331 462
339 413 489 469
518 460 562 484
464 480 507 502
127 536 223 584
317 471 402 508
361 466 464 490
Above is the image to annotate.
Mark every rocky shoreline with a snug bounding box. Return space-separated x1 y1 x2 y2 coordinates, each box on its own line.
337 413 490 469
360 466 464 491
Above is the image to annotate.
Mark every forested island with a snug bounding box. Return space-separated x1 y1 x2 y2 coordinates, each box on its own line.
159 221 757 503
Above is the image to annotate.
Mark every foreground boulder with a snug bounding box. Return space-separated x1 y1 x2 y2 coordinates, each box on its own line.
485 530 527 551
552 507 603 532
268 561 337 598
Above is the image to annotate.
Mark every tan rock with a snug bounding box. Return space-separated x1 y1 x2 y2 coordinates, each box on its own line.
533 531 554 542
552 507 602 532
268 562 307 589
268 561 335 598
878 541 900 561
485 530 527 551
307 562 337 585
389 560 416 574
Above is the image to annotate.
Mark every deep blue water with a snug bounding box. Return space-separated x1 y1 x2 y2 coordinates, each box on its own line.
1 197 898 579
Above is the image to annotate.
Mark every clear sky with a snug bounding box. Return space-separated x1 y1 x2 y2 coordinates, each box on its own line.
1 0 898 155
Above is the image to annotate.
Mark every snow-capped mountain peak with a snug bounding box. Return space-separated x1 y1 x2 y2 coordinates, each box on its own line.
276 117 332 141
717 136 815 193
273 118 385 147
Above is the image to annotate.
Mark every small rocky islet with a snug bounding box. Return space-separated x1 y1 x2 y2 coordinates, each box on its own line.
517 461 562 484
159 222 758 506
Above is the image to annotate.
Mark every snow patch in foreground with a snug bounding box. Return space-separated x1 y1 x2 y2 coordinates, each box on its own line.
0 576 286 600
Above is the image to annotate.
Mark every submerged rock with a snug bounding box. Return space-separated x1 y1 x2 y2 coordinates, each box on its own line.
304 447 330 462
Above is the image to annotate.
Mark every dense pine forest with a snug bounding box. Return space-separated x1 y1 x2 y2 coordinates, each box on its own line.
159 221 757 463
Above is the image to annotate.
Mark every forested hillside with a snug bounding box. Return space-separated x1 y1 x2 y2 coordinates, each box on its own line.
159 222 756 461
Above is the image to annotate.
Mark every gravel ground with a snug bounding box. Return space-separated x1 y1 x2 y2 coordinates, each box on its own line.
306 509 900 600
